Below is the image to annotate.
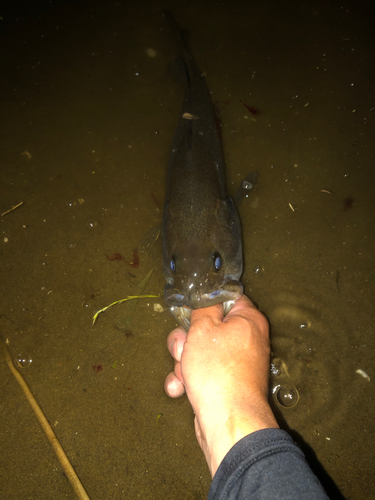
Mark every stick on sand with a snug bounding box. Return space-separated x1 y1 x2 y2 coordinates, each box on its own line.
1 338 91 500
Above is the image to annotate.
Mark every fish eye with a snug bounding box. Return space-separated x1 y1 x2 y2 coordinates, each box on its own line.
170 258 176 272
213 253 222 271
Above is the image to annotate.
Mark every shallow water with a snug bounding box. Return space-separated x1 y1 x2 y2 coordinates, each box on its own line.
1 1 374 499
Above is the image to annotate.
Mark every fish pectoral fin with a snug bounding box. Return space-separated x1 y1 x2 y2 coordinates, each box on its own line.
139 226 161 254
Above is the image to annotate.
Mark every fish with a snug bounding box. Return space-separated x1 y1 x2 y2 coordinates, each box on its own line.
162 12 247 331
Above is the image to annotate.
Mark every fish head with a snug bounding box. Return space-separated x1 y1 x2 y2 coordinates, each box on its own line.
164 238 242 305
163 227 243 329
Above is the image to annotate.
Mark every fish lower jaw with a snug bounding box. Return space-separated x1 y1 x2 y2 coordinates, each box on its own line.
164 279 243 309
170 298 239 331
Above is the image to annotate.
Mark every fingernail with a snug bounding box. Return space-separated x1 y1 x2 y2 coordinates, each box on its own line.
170 339 176 356
176 342 183 361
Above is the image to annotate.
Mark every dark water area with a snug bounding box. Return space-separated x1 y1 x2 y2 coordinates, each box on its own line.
1 0 374 498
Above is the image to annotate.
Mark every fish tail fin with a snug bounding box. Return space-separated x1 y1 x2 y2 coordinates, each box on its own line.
163 11 200 82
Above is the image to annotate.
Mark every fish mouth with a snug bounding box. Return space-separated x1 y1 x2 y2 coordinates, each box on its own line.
164 279 243 330
170 298 240 331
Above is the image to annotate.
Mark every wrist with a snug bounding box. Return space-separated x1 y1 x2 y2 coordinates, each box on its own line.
198 396 279 477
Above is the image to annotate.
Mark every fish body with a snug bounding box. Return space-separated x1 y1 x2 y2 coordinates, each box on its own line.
162 12 243 330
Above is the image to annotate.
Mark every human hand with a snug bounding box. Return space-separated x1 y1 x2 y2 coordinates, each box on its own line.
164 295 279 477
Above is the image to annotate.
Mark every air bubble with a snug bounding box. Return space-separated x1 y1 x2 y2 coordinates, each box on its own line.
15 354 33 368
276 385 299 408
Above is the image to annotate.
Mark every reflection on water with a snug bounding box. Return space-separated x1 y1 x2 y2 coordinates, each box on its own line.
271 357 300 408
267 291 350 431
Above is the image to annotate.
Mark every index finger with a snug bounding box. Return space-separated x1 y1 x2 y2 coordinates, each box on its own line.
224 295 269 337
223 294 256 319
167 326 187 361
190 294 265 330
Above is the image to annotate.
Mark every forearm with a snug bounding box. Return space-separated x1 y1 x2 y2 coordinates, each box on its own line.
193 393 279 477
208 429 329 500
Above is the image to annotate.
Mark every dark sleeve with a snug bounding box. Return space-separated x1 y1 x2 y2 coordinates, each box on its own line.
207 428 330 500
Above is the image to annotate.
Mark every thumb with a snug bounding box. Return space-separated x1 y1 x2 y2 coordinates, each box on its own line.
190 302 224 332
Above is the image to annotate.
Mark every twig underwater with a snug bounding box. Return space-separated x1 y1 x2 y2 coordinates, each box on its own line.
0 337 91 500
1 201 24 216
